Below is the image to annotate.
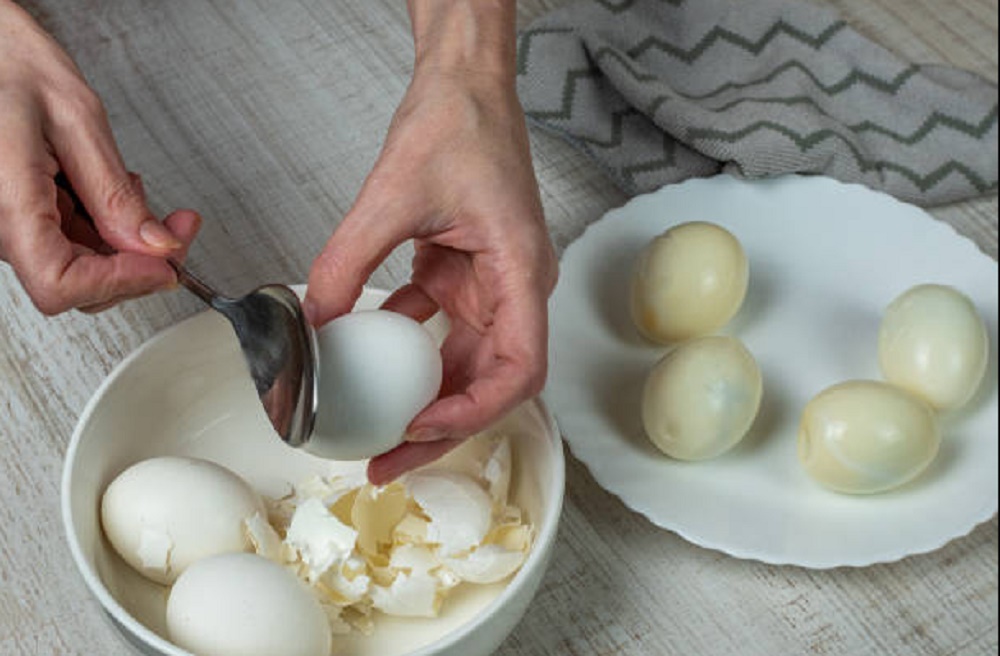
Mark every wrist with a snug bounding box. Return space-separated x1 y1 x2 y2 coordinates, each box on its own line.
408 0 516 86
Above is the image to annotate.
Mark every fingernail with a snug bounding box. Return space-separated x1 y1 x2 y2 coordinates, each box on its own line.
408 427 446 442
139 219 182 250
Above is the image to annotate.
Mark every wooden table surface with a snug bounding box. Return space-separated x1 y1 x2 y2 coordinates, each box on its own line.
1 1 997 654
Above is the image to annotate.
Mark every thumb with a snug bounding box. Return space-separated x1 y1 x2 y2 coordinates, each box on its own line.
45 90 181 255
305 197 412 327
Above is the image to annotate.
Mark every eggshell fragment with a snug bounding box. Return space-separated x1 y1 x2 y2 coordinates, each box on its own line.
798 380 940 494
630 221 749 343
352 482 408 556
284 497 358 583
101 456 264 584
309 310 442 460
370 544 449 618
405 471 493 557
879 284 989 411
441 545 527 584
242 511 283 562
641 335 763 460
166 553 331 656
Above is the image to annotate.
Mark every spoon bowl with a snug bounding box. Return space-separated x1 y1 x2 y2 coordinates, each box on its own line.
168 262 318 447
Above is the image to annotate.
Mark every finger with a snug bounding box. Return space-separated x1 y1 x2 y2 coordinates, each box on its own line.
409 291 548 440
43 89 182 255
367 438 465 485
77 295 131 314
2 181 176 313
0 93 54 262
304 192 415 327
162 209 202 261
72 211 199 314
380 283 440 323
408 363 534 442
60 212 108 253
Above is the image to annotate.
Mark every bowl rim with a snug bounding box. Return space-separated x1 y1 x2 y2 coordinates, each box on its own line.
61 289 566 656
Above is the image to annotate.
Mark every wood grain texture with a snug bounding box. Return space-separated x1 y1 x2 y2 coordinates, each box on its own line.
1 1 996 655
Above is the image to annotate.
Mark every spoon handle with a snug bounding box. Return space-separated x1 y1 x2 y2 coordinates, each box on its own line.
165 259 223 307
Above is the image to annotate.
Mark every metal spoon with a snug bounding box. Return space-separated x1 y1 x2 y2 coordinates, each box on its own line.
55 173 318 447
166 261 318 448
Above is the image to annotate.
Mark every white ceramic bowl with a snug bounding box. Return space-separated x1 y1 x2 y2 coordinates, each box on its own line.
62 287 564 656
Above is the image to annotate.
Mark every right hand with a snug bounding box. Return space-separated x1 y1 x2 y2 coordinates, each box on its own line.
0 1 199 315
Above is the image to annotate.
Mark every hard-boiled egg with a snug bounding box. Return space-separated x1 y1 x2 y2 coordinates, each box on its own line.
309 310 443 460
879 284 989 411
798 380 940 494
101 456 264 584
641 335 762 460
166 553 331 656
630 221 749 343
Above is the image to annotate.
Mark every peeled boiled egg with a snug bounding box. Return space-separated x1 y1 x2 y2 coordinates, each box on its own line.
309 310 443 460
630 221 749 343
101 456 265 584
641 335 762 460
879 284 989 411
798 380 940 494
166 552 331 656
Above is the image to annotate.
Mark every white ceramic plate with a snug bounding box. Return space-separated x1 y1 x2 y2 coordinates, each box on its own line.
545 175 998 568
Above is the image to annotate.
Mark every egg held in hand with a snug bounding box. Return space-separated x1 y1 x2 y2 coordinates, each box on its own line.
630 221 749 343
798 380 940 494
308 309 443 460
642 335 763 460
879 284 989 411
100 456 266 584
166 552 332 656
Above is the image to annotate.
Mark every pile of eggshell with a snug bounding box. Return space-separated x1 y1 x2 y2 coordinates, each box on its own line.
101 433 531 656
630 221 989 494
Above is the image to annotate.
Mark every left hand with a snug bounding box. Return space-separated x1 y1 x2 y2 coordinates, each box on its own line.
304 68 557 485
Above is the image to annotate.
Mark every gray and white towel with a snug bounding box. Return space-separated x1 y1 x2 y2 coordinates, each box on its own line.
516 0 998 206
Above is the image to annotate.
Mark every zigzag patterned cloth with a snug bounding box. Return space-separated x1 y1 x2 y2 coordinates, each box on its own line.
516 0 998 206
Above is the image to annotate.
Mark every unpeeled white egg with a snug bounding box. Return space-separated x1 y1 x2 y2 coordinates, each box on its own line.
100 456 264 584
879 284 989 411
308 310 443 460
630 221 749 343
798 380 940 494
641 335 762 460
166 552 331 656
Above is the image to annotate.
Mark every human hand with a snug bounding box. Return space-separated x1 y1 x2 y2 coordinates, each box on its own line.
0 1 199 315
305 3 557 485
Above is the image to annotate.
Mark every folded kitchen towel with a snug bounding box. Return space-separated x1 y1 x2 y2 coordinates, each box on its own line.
516 0 998 206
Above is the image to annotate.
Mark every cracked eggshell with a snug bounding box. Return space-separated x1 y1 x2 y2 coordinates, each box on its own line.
630 221 749 343
167 553 331 656
798 380 941 494
243 511 283 562
100 456 265 585
405 471 493 557
879 284 989 411
352 482 409 556
285 497 358 582
370 545 446 617
441 544 528 585
309 310 443 461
